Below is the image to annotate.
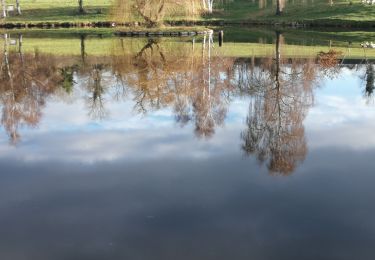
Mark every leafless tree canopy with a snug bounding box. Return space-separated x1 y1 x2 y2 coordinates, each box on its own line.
112 0 204 26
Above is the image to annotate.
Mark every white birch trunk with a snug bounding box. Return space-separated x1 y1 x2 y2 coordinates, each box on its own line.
203 0 214 13
16 0 21 15
1 0 6 18
208 0 214 13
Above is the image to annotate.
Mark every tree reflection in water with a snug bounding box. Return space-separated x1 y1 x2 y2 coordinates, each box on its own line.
361 62 375 103
0 33 359 175
239 32 339 175
0 34 62 145
111 34 234 138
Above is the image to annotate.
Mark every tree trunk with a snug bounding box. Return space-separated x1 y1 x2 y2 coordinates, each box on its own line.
208 0 213 13
276 0 283 15
78 0 84 14
16 0 21 15
1 0 6 18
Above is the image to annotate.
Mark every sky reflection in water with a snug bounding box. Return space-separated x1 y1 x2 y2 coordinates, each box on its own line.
0 34 375 260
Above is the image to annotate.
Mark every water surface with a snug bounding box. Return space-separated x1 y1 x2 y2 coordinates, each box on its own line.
0 30 375 259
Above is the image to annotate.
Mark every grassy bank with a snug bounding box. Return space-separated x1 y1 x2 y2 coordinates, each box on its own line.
0 0 374 28
1 0 113 23
213 0 375 25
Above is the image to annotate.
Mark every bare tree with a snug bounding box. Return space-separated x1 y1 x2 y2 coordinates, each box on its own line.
134 0 166 27
112 0 204 27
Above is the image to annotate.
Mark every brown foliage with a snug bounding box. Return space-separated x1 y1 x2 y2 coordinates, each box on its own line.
112 0 203 26
0 50 62 145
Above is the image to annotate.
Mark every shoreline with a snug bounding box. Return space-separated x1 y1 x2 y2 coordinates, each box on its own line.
0 19 374 30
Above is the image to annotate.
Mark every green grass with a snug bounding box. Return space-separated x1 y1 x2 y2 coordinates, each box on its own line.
2 0 113 23
0 0 374 26
212 0 375 24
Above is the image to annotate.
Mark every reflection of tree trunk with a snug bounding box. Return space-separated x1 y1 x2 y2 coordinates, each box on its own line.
80 34 86 64
275 31 282 137
135 39 156 59
88 64 107 120
208 31 212 99
18 34 27 89
365 64 375 98
3 34 18 144
275 31 281 86
18 34 23 54
3 34 12 83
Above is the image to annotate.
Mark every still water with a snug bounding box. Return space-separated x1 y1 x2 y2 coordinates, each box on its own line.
0 30 375 259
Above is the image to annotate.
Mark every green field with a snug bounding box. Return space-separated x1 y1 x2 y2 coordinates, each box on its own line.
0 0 374 26
214 0 375 24
2 0 113 23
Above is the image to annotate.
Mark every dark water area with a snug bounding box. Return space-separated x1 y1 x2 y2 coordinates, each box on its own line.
1 30 375 259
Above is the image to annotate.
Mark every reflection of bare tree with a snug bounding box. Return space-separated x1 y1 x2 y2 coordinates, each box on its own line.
131 39 168 114
80 34 87 65
0 34 347 151
60 66 76 94
357 62 375 104
240 32 318 175
111 35 234 138
192 32 232 138
76 35 109 120
364 63 375 101
0 34 62 144
85 64 109 120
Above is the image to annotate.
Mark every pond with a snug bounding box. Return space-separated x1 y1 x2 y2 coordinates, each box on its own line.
0 28 375 259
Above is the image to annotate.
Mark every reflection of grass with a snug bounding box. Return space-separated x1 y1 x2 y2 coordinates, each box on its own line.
2 35 375 59
219 42 375 59
222 27 375 47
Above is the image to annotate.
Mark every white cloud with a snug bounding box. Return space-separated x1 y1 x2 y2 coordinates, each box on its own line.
1 67 375 163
